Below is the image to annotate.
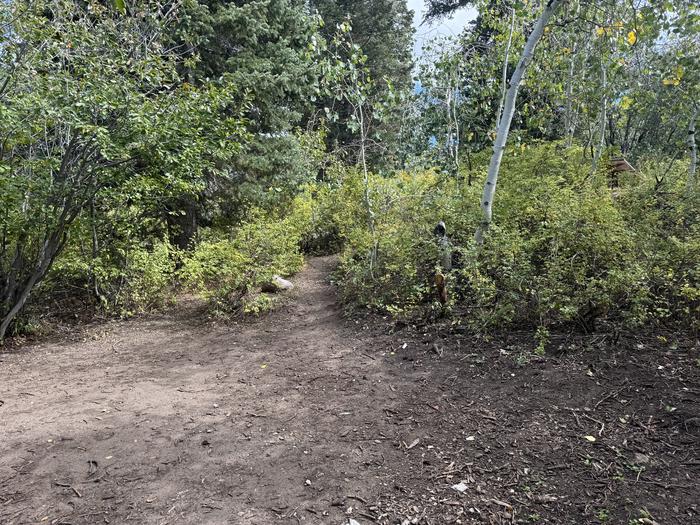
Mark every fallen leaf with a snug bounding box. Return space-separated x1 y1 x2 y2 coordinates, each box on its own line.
406 438 420 450
584 435 596 442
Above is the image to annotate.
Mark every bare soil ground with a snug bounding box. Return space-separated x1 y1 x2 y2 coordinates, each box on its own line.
1 256 698 525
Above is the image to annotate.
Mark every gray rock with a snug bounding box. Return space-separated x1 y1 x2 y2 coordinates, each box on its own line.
261 275 294 293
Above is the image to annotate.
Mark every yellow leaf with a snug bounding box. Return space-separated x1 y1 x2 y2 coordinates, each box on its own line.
620 96 632 110
596 27 605 37
584 435 597 442
627 30 637 45
260 363 267 369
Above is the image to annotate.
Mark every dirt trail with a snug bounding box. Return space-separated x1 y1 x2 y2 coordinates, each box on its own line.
0 257 413 524
1 256 699 525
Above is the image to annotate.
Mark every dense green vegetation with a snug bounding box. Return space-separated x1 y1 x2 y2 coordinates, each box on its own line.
324 145 699 333
0 0 698 341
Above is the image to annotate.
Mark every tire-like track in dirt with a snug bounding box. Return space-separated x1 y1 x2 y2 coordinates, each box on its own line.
1 256 699 524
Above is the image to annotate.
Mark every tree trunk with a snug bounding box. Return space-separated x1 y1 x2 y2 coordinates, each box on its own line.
564 42 577 147
590 64 607 175
166 196 198 251
0 227 69 341
687 107 698 195
358 101 377 275
475 0 563 245
451 81 460 174
495 7 515 132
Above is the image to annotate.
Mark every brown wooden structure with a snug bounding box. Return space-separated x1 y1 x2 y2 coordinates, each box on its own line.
607 156 636 187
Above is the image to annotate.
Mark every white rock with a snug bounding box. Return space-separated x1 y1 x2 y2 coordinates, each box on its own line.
261 275 294 293
451 481 468 493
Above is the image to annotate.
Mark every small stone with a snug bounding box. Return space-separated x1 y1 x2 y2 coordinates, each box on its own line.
451 481 468 493
633 453 651 465
261 275 294 293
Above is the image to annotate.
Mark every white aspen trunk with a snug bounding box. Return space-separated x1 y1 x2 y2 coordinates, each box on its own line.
564 42 577 147
446 86 454 164
591 64 607 174
453 85 460 170
687 107 698 195
475 0 563 245
357 101 377 275
451 70 460 172
495 7 515 130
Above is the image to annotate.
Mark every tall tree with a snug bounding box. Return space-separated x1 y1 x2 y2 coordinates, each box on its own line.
309 0 415 166
475 0 564 244
0 0 247 339
164 0 327 245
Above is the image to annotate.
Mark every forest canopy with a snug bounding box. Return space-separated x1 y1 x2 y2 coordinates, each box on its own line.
0 0 698 341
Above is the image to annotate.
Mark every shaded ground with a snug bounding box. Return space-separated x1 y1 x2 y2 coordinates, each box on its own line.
1 256 698 525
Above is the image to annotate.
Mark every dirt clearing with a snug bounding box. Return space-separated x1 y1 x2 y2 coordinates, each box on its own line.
1 257 698 524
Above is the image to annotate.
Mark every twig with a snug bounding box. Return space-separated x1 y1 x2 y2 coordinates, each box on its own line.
594 380 629 409
633 479 695 490
569 408 582 429
580 412 605 436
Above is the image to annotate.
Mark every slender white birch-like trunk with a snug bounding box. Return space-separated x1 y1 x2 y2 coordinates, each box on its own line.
446 85 454 165
687 107 698 195
495 7 515 130
357 101 377 275
591 64 607 174
452 79 460 173
475 0 564 245
565 42 577 147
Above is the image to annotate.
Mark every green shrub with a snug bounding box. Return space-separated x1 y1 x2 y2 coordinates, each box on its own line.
179 193 313 313
50 238 177 317
329 143 699 332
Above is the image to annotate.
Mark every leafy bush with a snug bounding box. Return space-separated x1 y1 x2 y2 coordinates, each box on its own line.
50 238 176 317
327 143 699 332
179 193 313 313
